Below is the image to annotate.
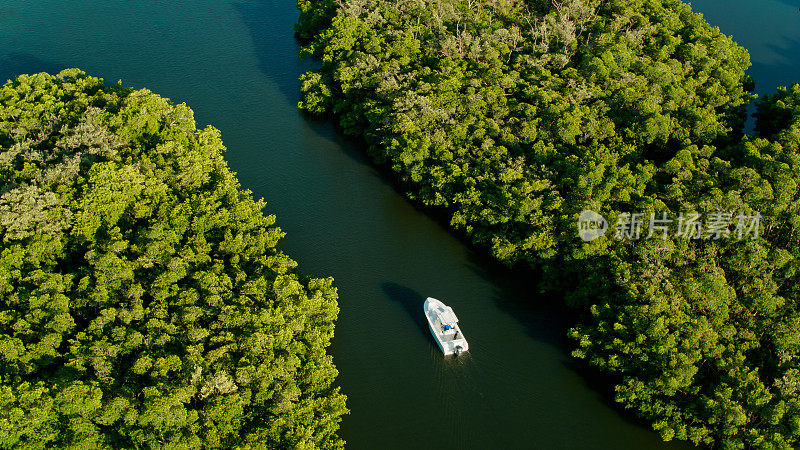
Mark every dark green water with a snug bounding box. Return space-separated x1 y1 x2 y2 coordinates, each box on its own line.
2 1 795 448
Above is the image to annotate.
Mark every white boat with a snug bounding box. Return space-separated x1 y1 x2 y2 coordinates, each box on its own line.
424 297 469 355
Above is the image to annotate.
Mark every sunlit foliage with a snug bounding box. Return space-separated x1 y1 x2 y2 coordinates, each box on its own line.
0 70 347 448
298 0 800 446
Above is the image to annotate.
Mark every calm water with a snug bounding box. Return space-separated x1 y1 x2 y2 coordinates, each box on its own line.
689 0 800 98
2 1 795 448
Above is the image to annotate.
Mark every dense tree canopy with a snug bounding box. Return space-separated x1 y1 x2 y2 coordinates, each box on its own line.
297 0 800 447
298 0 753 267
0 70 346 448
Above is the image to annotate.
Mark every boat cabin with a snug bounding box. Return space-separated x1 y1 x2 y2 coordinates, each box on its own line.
433 305 459 335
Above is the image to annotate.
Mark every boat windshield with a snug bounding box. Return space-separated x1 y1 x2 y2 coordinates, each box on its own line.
435 306 459 325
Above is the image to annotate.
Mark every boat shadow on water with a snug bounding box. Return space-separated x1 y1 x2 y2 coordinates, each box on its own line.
382 282 475 365
381 282 431 340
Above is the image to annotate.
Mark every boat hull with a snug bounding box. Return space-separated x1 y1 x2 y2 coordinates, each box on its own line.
426 318 447 354
424 297 469 355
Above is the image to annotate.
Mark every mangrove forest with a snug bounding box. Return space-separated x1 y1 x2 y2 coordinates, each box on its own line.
296 0 800 447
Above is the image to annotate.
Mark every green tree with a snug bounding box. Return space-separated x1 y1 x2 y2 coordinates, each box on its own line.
0 70 347 448
297 0 800 446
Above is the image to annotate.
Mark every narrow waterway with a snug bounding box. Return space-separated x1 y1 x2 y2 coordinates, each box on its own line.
2 0 796 448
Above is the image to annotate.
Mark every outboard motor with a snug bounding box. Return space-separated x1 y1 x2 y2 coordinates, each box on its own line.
455 345 463 355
